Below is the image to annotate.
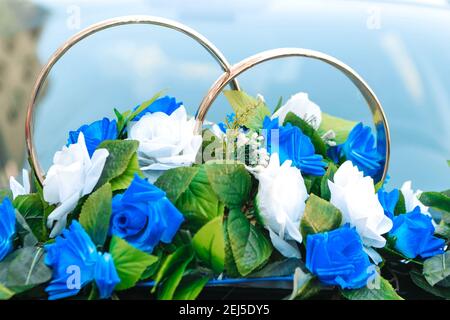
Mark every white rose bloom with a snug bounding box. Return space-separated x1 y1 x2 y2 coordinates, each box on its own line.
401 181 430 215
255 153 308 258
328 161 393 249
9 169 31 199
44 133 109 237
129 106 202 182
272 92 322 129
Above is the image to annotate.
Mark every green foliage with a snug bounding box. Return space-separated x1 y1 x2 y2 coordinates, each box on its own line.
204 162 251 209
0 246 51 298
249 258 303 278
283 112 327 157
394 191 406 215
423 252 450 286
320 163 337 201
97 140 141 190
410 269 450 299
0 283 14 300
341 275 403 300
223 90 270 130
79 183 112 247
114 91 163 137
288 267 323 300
110 153 143 191
172 272 210 300
300 194 342 239
192 216 225 274
170 166 224 231
318 112 357 144
226 209 272 276
109 236 158 291
155 166 200 203
419 191 450 223
13 194 46 242
152 244 194 300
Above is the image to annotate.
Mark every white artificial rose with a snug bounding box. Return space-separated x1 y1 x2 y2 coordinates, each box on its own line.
129 106 202 182
255 153 308 258
272 92 322 129
401 181 430 215
9 169 31 199
44 132 109 237
328 161 393 249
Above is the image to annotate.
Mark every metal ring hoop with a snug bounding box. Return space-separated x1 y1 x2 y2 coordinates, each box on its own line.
26 15 240 186
195 48 390 183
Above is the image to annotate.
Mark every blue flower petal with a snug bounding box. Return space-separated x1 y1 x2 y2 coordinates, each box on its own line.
133 96 182 121
110 175 184 253
0 198 16 262
67 117 118 157
377 188 400 220
95 252 120 299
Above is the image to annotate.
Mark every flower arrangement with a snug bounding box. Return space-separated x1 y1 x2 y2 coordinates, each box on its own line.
1 90 450 300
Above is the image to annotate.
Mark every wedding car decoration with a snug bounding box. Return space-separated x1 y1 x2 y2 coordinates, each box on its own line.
1 90 449 300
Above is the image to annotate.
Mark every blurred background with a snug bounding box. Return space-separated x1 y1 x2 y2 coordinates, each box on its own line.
0 0 449 190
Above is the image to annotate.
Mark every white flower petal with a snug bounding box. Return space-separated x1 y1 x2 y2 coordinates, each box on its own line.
272 92 322 129
401 180 430 215
268 229 301 259
47 192 80 237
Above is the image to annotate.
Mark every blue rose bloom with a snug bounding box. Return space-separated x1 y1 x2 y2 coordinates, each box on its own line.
389 206 445 259
0 198 16 262
340 122 383 177
377 188 400 220
45 221 120 300
68 117 118 157
133 96 182 121
110 174 184 253
263 116 326 176
306 225 375 289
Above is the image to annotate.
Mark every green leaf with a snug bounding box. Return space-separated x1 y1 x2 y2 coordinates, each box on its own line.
152 244 194 300
110 153 143 191
128 91 164 122
419 191 450 222
109 236 158 291
341 275 403 300
249 258 302 278
223 218 240 277
226 209 273 276
97 140 140 188
192 216 225 274
0 283 14 300
172 272 210 300
423 252 450 286
435 221 450 239
411 269 450 299
13 194 46 242
204 162 251 208
284 112 327 157
0 246 51 294
273 96 283 113
318 112 357 144
223 90 270 130
174 166 224 231
394 191 406 215
14 211 38 247
79 183 112 247
300 194 342 239
288 267 323 300
320 163 337 201
155 166 200 203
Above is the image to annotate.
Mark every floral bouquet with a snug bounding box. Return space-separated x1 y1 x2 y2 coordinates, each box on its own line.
1 89 449 301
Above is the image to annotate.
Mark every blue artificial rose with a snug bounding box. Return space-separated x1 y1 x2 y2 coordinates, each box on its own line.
68 117 118 157
110 175 184 253
133 96 182 121
377 188 399 220
263 116 326 176
389 206 445 259
45 221 120 300
340 122 383 178
306 225 375 289
0 197 16 262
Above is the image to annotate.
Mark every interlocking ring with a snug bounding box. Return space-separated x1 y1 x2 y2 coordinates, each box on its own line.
25 15 240 186
195 48 390 183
